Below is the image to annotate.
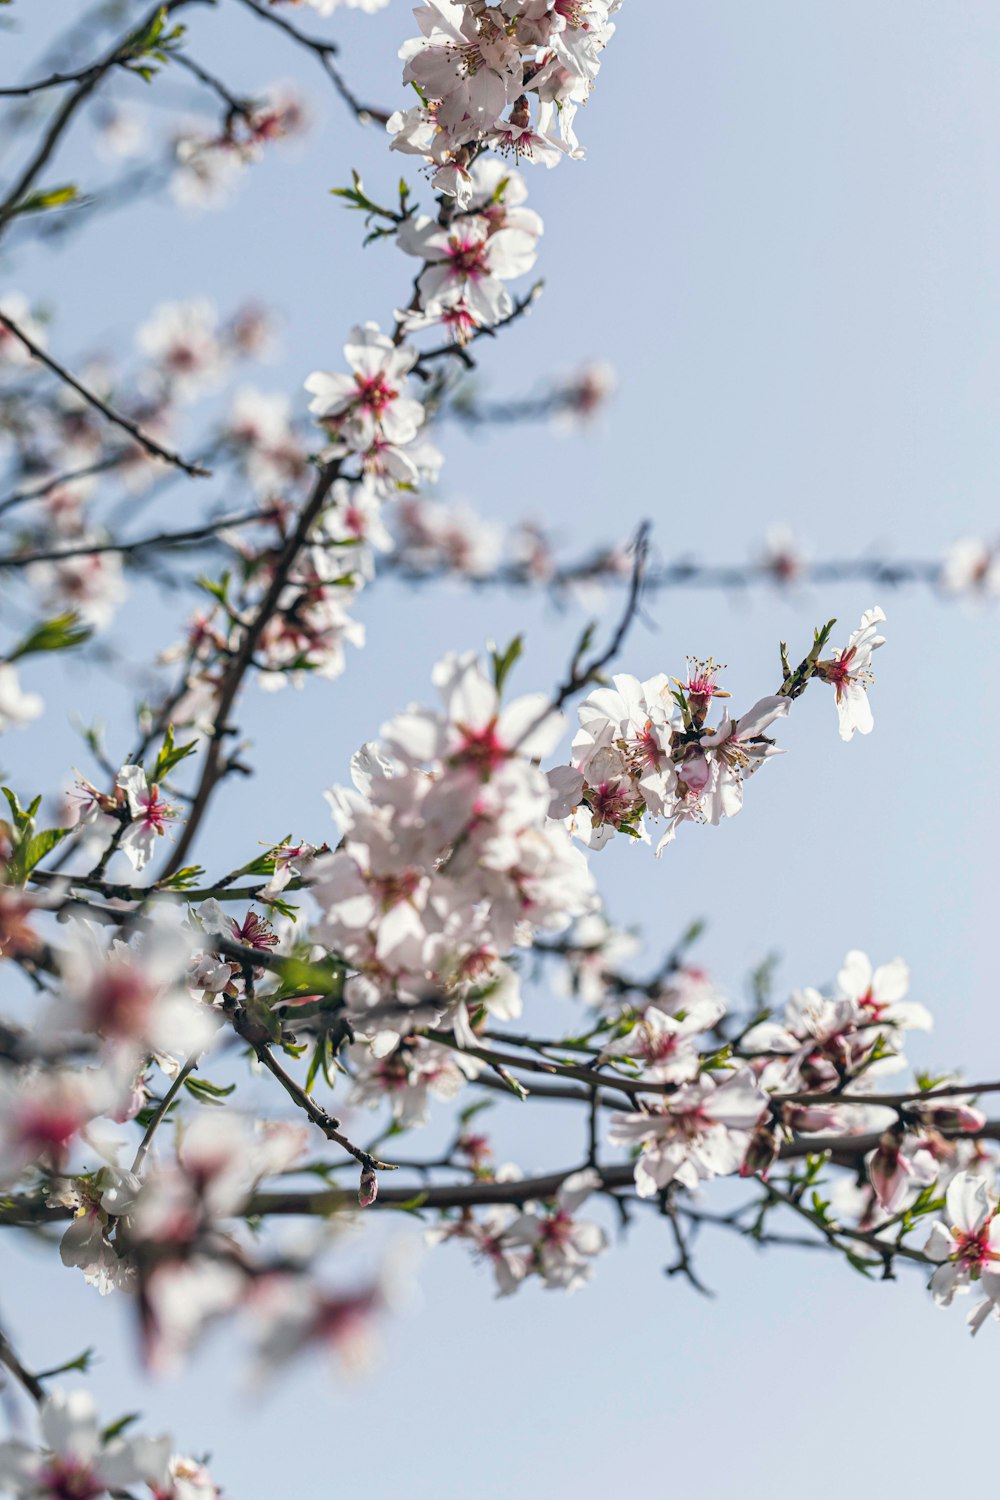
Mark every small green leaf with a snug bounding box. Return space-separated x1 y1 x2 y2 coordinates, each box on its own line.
152 725 198 784
394 1192 429 1213
34 1347 95 1381
158 865 205 891
183 1076 236 1105
11 184 79 219
489 634 523 695
195 572 230 606
100 1412 141 1443
7 611 91 661
20 827 68 875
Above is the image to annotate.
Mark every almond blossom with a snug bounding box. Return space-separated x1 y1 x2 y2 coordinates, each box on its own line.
609 1069 769 1196
0 1389 168 1500
117 764 180 871
397 212 540 328
503 1169 607 1291
924 1171 1000 1320
400 4 524 137
816 606 887 741
136 299 226 401
305 324 425 453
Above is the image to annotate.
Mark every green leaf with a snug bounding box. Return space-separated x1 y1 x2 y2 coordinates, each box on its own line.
489 634 523 695
270 954 345 1005
304 1039 326 1096
493 1065 529 1101
242 993 282 1044
20 827 68 875
101 1412 140 1443
2 786 40 833
35 1347 95 1381
152 725 198 784
394 1192 429 1213
183 1076 236 1105
7 611 91 661
158 865 205 891
458 1098 494 1126
195 572 230 606
11 184 79 219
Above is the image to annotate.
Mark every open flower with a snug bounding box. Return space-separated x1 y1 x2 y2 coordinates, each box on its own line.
609 1070 768 1196
0 1389 167 1498
116 764 179 871
816 607 886 741
924 1171 1000 1315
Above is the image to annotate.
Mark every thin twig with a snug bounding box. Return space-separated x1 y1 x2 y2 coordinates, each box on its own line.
0 1324 44 1405
0 506 278 569
0 0 206 236
0 64 105 99
131 1056 199 1173
242 1031 398 1173
0 453 133 518
0 311 211 479
234 0 391 125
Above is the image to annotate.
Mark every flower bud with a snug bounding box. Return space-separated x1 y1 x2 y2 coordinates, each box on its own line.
783 1103 845 1133
359 1166 378 1208
910 1101 987 1134
739 1120 780 1179
868 1131 912 1211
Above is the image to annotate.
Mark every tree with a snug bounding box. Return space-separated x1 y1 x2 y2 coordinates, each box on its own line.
0 3 997 1493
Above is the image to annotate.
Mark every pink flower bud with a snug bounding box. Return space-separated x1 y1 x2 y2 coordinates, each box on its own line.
910 1101 987 1134
739 1120 780 1179
358 1167 378 1208
783 1103 845 1133
868 1131 912 1211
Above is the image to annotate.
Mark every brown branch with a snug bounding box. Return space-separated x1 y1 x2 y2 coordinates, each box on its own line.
0 312 211 480
170 50 256 121
5 1115 1000 1226
0 454 134 518
415 283 544 371
384 545 944 598
233 0 391 125
0 1323 44 1405
0 507 278 569
0 0 207 236
0 65 107 100
240 1029 398 1174
131 1057 199 1174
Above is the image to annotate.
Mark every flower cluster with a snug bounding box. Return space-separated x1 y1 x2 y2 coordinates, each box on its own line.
309 650 596 1055
395 160 542 341
0 1389 219 1500
391 0 621 200
543 610 886 854
431 1168 607 1295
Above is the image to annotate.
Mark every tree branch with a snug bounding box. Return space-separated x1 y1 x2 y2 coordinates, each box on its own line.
0 506 278 569
0 311 211 479
233 0 391 126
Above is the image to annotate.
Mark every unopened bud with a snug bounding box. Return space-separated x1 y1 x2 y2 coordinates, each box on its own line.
359 1166 378 1208
783 1103 845 1134
910 1100 987 1134
739 1120 780 1179
868 1131 911 1212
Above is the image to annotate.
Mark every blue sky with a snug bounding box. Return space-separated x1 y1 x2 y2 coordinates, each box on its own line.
2 4 1000 1496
